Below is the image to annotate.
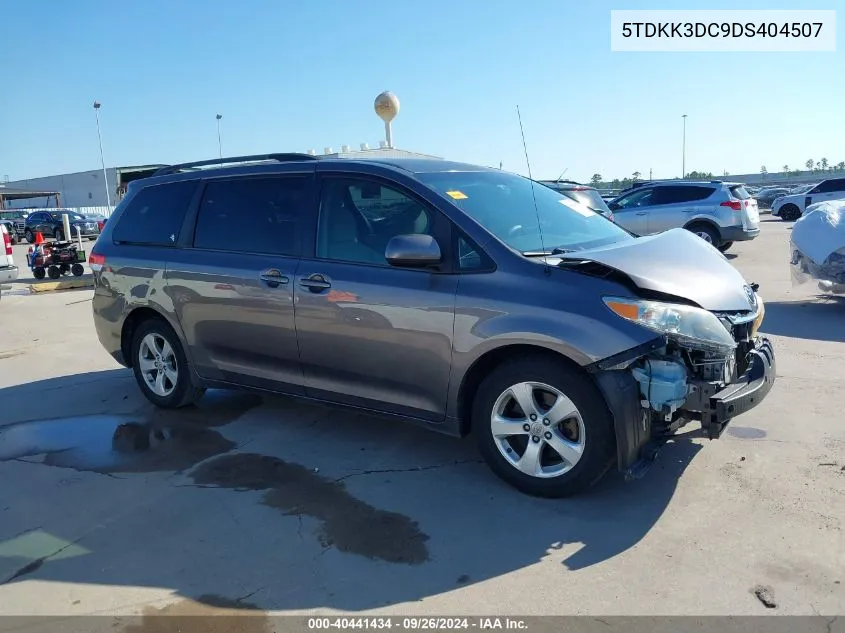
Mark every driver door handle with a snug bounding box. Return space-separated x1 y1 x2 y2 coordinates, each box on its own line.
635 212 648 216
259 268 289 288
300 273 332 291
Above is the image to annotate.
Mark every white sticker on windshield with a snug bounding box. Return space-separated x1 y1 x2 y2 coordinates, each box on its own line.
559 198 594 217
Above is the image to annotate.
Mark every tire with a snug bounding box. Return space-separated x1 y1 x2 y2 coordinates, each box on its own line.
130 318 204 409
59 264 70 275
47 266 61 280
25 229 34 244
33 267 46 280
780 204 800 222
71 263 84 276
472 355 615 498
55 229 64 242
686 223 720 247
718 241 733 253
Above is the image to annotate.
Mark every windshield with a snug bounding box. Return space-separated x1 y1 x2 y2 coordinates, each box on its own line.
51 212 86 221
559 188 612 215
418 171 633 253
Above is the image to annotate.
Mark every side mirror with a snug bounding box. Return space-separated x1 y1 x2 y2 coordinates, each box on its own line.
608 201 620 211
385 234 442 268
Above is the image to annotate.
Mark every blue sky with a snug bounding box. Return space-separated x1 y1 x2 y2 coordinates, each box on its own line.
1 0 842 183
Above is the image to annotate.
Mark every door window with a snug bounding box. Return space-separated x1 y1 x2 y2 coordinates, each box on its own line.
193 176 308 256
316 178 434 265
651 186 715 205
613 188 655 210
815 178 845 194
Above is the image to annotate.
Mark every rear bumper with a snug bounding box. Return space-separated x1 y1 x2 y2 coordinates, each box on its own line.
0 265 19 283
721 225 760 242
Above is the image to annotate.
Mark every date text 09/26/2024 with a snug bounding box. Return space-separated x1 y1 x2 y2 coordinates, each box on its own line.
307 617 528 631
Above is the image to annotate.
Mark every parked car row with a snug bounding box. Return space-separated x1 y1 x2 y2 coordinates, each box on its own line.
0 208 104 243
89 152 774 498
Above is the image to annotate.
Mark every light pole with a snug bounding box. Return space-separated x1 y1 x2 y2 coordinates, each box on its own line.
93 101 111 208
681 114 687 178
216 114 223 159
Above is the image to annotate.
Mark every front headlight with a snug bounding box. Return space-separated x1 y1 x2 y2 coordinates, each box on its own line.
603 297 737 353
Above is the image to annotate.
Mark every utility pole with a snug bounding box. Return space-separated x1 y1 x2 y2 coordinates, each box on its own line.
216 114 223 159
93 101 112 208
681 114 687 178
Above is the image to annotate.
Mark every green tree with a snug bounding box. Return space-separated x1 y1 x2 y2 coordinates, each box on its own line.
632 171 641 181
820 158 829 172
590 173 602 186
782 164 789 175
806 159 815 173
611 178 621 188
837 162 845 172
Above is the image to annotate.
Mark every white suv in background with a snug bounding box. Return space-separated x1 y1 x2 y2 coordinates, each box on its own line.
608 181 760 252
1 224 19 300
773 177 845 221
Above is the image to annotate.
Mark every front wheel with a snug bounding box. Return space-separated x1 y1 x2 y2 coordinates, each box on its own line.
780 204 801 222
472 356 615 498
24 229 34 244
130 318 204 409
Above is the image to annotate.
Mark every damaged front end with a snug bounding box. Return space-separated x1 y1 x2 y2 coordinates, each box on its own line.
591 292 776 479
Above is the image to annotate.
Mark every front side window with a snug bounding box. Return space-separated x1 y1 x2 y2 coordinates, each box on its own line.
113 181 198 246
613 188 655 210
418 170 632 254
193 176 307 256
317 178 434 265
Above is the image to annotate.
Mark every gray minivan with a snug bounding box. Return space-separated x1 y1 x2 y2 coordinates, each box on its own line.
91 154 776 497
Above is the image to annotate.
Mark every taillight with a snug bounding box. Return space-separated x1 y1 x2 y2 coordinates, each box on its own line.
89 252 106 272
720 201 742 211
3 230 11 255
97 220 105 231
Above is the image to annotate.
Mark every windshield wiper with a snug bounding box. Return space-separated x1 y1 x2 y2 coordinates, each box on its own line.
522 247 576 257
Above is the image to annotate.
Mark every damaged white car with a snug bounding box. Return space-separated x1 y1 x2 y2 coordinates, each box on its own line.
790 200 845 295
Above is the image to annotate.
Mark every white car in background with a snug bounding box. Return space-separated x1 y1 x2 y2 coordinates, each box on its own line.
773 177 845 221
1 224 19 300
790 200 845 295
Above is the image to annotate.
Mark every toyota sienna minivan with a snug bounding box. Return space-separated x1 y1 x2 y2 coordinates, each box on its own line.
91 153 776 497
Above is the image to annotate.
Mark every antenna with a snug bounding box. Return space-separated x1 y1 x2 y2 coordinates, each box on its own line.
556 167 569 181
516 105 549 271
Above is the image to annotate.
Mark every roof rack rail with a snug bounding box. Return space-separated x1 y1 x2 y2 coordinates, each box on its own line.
152 153 320 177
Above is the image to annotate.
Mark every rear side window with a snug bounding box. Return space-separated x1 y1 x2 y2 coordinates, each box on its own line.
729 185 750 200
193 176 308 256
112 181 197 246
652 186 715 204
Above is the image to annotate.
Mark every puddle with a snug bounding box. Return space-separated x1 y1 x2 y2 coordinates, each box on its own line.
0 391 261 474
118 597 270 633
191 453 430 564
727 426 768 439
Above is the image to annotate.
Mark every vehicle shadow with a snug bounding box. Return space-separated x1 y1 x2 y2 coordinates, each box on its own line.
0 370 702 612
760 297 845 343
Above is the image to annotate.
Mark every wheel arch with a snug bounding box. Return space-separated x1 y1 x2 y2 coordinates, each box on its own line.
120 306 185 369
456 344 589 436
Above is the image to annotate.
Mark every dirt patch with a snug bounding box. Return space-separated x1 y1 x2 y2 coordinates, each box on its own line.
727 426 768 439
0 391 261 474
118 597 270 633
191 453 430 564
751 584 777 609
0 349 25 360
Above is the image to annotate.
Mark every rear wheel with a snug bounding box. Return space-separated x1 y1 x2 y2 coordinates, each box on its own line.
472 356 615 498
686 223 720 247
780 204 801 221
71 263 84 276
130 318 204 409
25 229 34 244
718 241 734 253
47 266 61 280
33 267 46 280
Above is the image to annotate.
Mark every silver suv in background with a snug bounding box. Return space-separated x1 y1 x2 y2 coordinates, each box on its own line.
608 181 760 252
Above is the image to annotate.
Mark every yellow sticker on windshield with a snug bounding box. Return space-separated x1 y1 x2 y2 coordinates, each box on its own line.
446 190 468 200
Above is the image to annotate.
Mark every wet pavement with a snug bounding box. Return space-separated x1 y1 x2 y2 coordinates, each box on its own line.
0 219 844 617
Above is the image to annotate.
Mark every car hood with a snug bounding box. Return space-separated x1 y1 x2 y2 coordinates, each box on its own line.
555 228 756 312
